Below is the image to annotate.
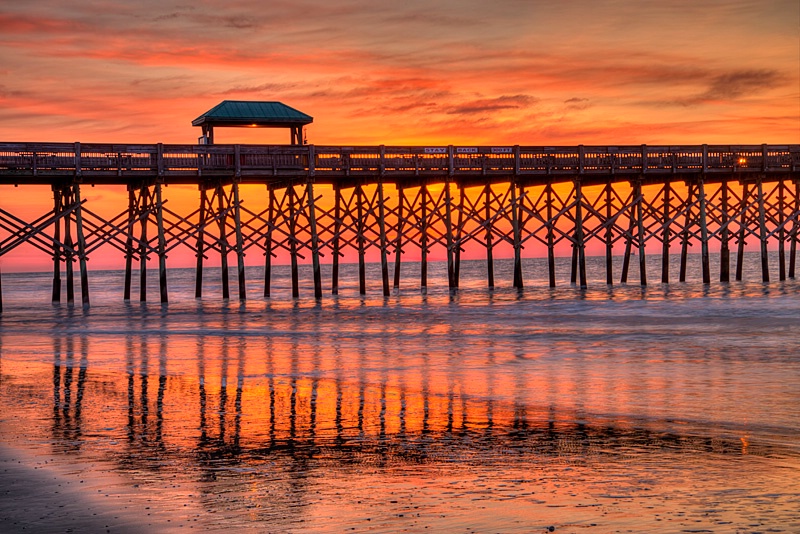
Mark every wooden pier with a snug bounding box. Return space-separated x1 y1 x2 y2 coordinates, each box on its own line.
1 142 799 308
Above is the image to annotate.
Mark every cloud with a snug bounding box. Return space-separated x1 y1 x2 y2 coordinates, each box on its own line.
564 97 590 110
665 69 788 106
445 95 538 115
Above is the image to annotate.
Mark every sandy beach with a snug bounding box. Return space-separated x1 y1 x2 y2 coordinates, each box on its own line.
0 444 181 533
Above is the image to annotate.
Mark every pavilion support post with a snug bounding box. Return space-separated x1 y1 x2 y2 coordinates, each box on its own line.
698 179 710 284
605 183 614 285
377 180 390 297
357 184 367 295
790 181 798 279
73 184 90 307
757 178 769 282
635 180 647 286
233 181 246 300
720 180 730 282
263 188 275 298
138 185 148 302
445 178 455 289
393 184 404 291
680 183 694 283
306 180 322 300
217 182 230 300
52 189 63 302
420 184 429 292
155 182 168 303
332 185 341 295
195 186 208 299
546 183 556 288
485 183 495 289
778 179 786 281
288 184 299 299
661 182 671 283
575 180 587 289
123 188 135 301
454 183 464 288
736 183 749 281
512 182 523 289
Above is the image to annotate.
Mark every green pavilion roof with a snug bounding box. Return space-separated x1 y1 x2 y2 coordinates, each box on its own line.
191 100 313 128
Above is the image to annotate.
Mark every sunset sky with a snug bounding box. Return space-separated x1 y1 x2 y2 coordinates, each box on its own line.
1 0 798 146
1 1 799 273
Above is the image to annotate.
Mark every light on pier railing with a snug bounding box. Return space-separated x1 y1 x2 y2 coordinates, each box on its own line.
738 157 747 165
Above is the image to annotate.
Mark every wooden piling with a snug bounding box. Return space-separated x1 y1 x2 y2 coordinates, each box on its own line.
64 192 74 304
195 186 207 299
736 183 749 281
790 181 798 279
332 185 341 295
217 182 230 299
778 179 786 281
757 178 769 282
635 180 647 286
357 184 367 295
288 184 299 298
138 186 148 302
377 179 390 297
306 180 322 299
512 182 523 289
232 181 246 300
393 183 404 290
485 183 495 289
420 183 428 291
52 189 62 302
156 182 168 303
575 180 587 288
679 183 693 283
605 183 614 285
698 179 710 284
445 178 455 289
123 188 134 301
620 199 634 284
720 181 730 282
661 182 671 283
546 183 555 288
263 187 275 298
454 183 464 288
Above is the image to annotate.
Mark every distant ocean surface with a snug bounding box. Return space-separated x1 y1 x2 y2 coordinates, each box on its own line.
1 252 799 532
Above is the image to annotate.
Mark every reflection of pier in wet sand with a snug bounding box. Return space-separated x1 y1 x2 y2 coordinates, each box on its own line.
1 143 799 309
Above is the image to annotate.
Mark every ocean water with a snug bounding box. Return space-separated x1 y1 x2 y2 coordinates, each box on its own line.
1 252 799 532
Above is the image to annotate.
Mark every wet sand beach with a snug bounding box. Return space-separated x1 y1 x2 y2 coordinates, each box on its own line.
1 259 800 532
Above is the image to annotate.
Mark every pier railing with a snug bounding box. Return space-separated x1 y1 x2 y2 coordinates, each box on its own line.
1 143 798 183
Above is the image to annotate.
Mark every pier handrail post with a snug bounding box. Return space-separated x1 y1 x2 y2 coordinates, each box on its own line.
74 142 81 177
157 143 164 176
702 144 708 174
578 145 585 175
641 144 648 174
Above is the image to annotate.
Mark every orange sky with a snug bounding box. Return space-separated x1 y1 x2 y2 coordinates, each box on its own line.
0 0 798 146
1 1 799 273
